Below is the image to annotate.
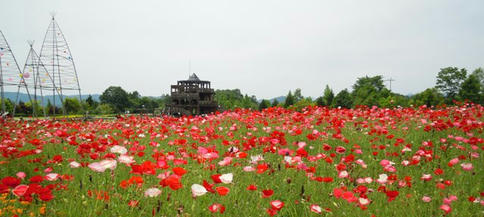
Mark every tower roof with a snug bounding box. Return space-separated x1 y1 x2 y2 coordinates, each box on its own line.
188 73 200 81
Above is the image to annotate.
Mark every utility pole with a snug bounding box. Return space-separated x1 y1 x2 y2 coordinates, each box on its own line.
384 77 395 91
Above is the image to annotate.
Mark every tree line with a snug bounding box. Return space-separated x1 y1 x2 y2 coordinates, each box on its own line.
0 86 171 116
260 67 483 110
1 66 482 116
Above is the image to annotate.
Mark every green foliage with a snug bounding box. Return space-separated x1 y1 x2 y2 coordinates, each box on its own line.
322 85 334 107
459 73 481 103
472 67 484 87
100 86 131 113
271 99 279 107
28 100 44 116
284 91 295 108
334 89 353 108
0 98 14 114
45 99 61 115
94 103 114 115
411 88 444 107
351 75 389 106
289 98 315 111
215 89 258 110
377 94 409 108
85 95 98 111
64 97 82 114
293 88 303 103
14 101 31 115
158 94 171 109
315 96 324 107
435 67 467 103
258 99 271 110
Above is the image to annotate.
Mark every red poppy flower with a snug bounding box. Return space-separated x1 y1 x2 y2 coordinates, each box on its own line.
257 163 269 174
172 167 187 176
211 174 222 183
267 208 278 216
386 190 399 202
247 184 257 191
216 186 230 196
160 175 182 191
262 189 274 198
202 180 215 193
1 176 20 188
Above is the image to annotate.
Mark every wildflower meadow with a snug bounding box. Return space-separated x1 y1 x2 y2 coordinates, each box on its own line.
0 104 483 216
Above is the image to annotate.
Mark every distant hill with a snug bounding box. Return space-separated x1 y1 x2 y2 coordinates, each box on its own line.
269 96 286 103
257 96 286 104
1 92 100 106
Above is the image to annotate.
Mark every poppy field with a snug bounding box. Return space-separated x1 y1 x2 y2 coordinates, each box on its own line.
0 105 483 217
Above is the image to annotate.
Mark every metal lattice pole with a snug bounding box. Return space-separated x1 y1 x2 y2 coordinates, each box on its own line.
40 15 81 117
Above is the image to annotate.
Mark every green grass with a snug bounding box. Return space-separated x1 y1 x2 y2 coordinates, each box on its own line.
0 106 483 216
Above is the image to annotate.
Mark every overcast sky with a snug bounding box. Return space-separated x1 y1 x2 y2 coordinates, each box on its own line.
1 0 483 99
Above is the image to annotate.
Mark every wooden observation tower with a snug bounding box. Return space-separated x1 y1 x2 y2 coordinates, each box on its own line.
166 73 217 116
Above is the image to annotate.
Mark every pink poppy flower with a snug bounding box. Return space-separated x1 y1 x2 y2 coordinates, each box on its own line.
220 173 233 184
310 204 322 214
421 174 432 181
144 188 161 197
208 203 225 214
110 145 127 155
422 196 431 202
191 184 207 197
448 158 459 167
270 200 284 210
338 171 349 178
45 173 60 181
69 161 81 168
359 197 370 206
460 163 473 171
243 166 255 172
12 185 29 197
16 172 26 180
440 204 451 214
377 174 388 184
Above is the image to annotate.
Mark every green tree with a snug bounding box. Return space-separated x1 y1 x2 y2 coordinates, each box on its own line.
26 100 43 116
435 67 467 103
46 99 55 115
271 99 279 107
128 91 142 111
293 88 303 103
0 98 14 114
284 91 295 108
159 94 171 109
459 73 481 103
352 75 387 106
411 88 444 107
100 86 131 113
334 89 353 108
139 96 159 112
322 85 334 106
470 68 484 104
315 97 324 106
85 95 98 110
472 68 484 87
94 104 114 115
214 89 257 110
15 101 30 116
290 98 315 111
64 97 82 114
258 99 270 110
